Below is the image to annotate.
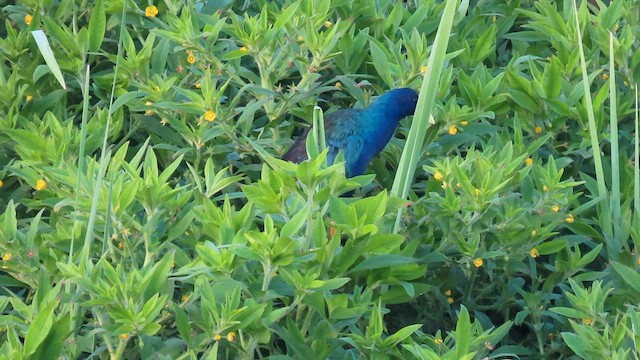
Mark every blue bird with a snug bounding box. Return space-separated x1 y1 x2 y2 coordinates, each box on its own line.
283 88 419 178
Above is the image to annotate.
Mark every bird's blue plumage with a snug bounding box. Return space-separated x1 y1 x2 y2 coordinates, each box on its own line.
283 88 419 178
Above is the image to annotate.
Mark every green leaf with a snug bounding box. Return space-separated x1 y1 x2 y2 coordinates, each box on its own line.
383 324 421 347
454 305 472 359
23 298 58 357
31 30 66 89
88 0 105 53
348 255 418 273
610 261 640 294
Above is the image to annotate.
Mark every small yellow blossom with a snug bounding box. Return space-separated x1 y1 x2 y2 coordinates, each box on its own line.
214 334 222 341
460 121 469 126
420 66 428 75
0 180 3 188
566 214 575 223
26 95 33 102
118 242 125 249
239 46 248 53
530 248 539 258
324 20 333 28
145 101 153 106
447 297 454 304
145 109 153 116
195 83 202 89
335 82 342 88
525 158 533 166
197 141 205 148
614 24 619 32
187 51 196 64
543 185 549 192
473 258 483 268
448 125 458 135
226 332 236 342
443 289 451 296
456 182 461 188
35 179 47 191
2 253 11 261
601 73 609 81
582 318 592 326
441 181 448 189
492 15 497 23
145 5 159 17
296 36 304 42
551 205 559 212
534 126 542 134
181 294 190 303
433 172 443 181
434 338 443 345
531 229 537 236
204 110 216 122
160 118 168 126
119 333 129 340
25 14 33 25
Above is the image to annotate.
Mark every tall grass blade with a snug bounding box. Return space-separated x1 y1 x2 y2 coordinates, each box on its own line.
573 0 618 257
30 30 67 89
608 31 621 244
391 0 460 232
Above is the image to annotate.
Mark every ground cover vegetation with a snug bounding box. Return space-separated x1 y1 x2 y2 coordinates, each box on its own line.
1 0 639 358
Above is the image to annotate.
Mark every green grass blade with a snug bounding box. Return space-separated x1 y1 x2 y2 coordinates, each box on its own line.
572 0 617 257
391 0 460 231
30 30 66 89
635 84 639 220
608 31 621 242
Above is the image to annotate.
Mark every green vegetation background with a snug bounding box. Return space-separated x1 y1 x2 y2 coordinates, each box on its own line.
0 0 639 359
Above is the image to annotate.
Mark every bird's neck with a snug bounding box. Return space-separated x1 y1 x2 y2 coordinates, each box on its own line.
362 104 404 153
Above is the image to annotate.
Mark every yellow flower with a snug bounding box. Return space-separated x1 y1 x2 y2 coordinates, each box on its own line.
2 253 11 261
473 258 483 268
35 179 47 191
530 248 539 258
531 229 537 236
335 82 342 88
118 242 125 249
25 14 33 25
145 5 159 17
492 15 497 23
181 294 190 303
441 181 448 189
582 318 592 326
460 121 468 126
214 334 222 341
420 66 428 75
239 46 248 53
145 101 153 106
296 36 304 42
448 125 458 135
434 338 443 345
534 126 542 134
525 157 533 166
543 185 549 192
433 171 443 181
447 297 454 304
324 20 332 28
566 214 575 223
26 95 33 102
614 24 619 32
551 205 559 212
187 52 196 64
443 289 451 296
204 110 216 122
145 109 154 116
119 333 129 340
160 118 168 126
195 83 202 89
601 73 609 80
226 332 236 342
0 180 3 188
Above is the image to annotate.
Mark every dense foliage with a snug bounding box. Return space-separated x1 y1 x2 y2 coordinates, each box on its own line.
1 0 639 358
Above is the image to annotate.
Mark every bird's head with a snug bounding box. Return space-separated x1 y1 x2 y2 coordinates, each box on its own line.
372 88 419 120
